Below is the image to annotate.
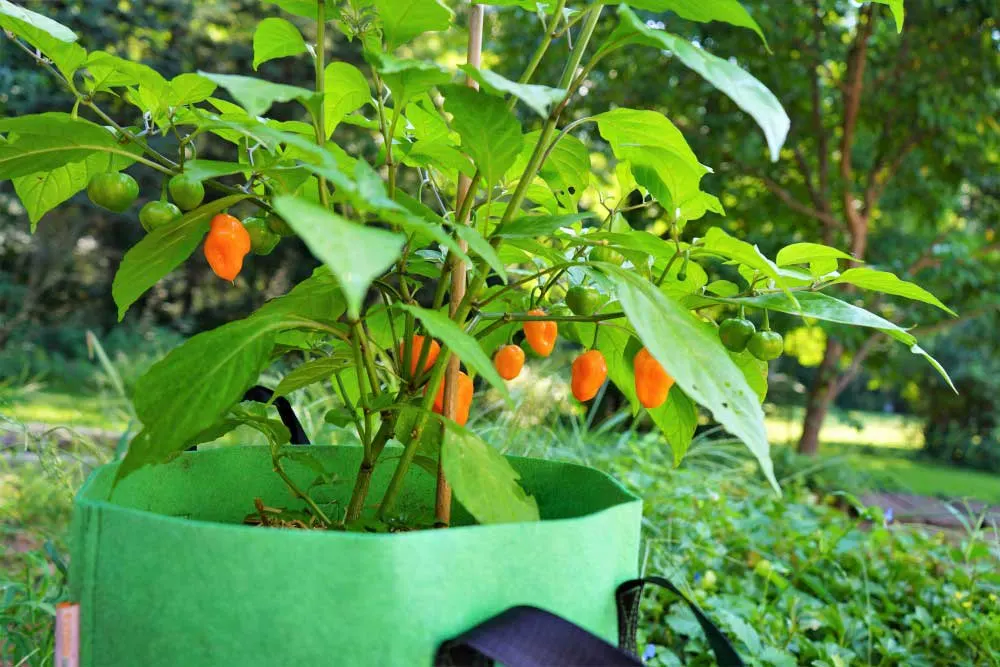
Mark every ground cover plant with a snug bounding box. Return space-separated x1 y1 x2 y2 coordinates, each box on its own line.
0 0 956 531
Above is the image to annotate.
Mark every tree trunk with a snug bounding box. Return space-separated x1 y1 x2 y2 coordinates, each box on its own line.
796 338 844 455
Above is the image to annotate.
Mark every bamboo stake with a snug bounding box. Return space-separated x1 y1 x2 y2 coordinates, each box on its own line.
437 4 484 528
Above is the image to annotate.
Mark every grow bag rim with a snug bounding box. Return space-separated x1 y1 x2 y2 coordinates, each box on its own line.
75 445 641 540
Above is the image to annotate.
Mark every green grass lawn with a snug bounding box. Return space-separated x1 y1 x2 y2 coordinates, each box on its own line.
6 390 998 502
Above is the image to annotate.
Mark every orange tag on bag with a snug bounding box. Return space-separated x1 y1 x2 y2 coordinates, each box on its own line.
55 602 79 667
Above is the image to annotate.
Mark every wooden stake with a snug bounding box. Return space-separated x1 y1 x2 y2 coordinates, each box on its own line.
437 4 484 528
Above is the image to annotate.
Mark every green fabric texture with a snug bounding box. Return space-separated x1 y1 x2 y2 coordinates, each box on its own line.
70 445 642 666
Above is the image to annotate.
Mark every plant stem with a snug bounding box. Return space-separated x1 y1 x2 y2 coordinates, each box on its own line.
480 311 626 323
314 0 330 207
436 3 485 529
273 457 333 527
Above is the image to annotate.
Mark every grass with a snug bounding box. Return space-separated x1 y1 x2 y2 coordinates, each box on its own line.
2 390 128 432
765 404 924 450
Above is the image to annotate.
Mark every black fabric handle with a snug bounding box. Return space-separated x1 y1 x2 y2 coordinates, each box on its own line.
241 385 310 445
437 605 641 667
617 576 744 666
435 575 744 666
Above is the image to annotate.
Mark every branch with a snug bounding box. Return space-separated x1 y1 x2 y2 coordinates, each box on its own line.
733 158 839 228
831 332 884 397
911 306 999 337
809 0 832 216
864 132 925 213
840 5 875 258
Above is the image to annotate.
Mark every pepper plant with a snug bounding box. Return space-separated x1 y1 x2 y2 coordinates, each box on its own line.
0 0 953 530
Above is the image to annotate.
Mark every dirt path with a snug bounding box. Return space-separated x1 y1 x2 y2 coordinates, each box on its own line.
860 492 1000 530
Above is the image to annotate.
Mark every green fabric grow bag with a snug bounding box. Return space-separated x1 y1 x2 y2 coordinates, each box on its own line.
70 445 642 666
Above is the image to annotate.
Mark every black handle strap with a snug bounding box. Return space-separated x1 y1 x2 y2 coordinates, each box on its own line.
435 575 743 666
241 385 310 445
436 605 641 667
617 576 744 666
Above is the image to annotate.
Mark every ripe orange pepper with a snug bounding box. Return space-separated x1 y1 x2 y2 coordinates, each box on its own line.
523 309 557 357
204 213 251 281
571 350 607 402
430 371 474 426
634 347 674 409
400 335 440 377
494 344 525 381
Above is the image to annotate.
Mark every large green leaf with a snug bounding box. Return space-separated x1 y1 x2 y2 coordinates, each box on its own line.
700 227 797 303
271 195 405 318
461 66 566 119
494 212 595 238
168 73 217 106
253 17 307 70
255 266 348 323
197 71 317 117
117 316 282 481
0 9 84 79
593 108 709 209
112 195 250 320
324 62 371 136
0 113 129 180
273 351 353 400
440 422 539 524
371 54 451 109
13 147 139 228
399 304 511 402
604 265 778 492
374 0 454 49
626 0 769 50
830 268 955 316
178 159 249 183
599 6 789 162
714 291 955 391
443 86 522 186
776 242 855 267
0 0 77 42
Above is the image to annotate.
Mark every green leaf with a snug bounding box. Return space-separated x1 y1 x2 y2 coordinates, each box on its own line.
530 130 589 210
0 11 84 79
370 54 451 109
871 0 905 33
776 242 855 267
271 195 405 318
112 195 250 320
657 386 699 464
0 113 127 180
604 265 778 493
494 212 595 238
197 71 317 118
442 86 522 186
453 224 507 283
169 73 217 106
253 17 307 70
13 147 139 228
730 349 768 403
0 0 77 42
830 268 955 316
626 0 769 50
593 108 709 209
273 352 353 400
374 0 454 50
440 422 539 524
599 6 789 162
324 62 371 136
179 159 249 183
117 316 281 481
399 304 511 403
700 227 797 304
255 267 348 323
460 66 566 119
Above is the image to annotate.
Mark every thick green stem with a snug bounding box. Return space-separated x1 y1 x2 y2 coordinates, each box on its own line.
314 1 330 207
